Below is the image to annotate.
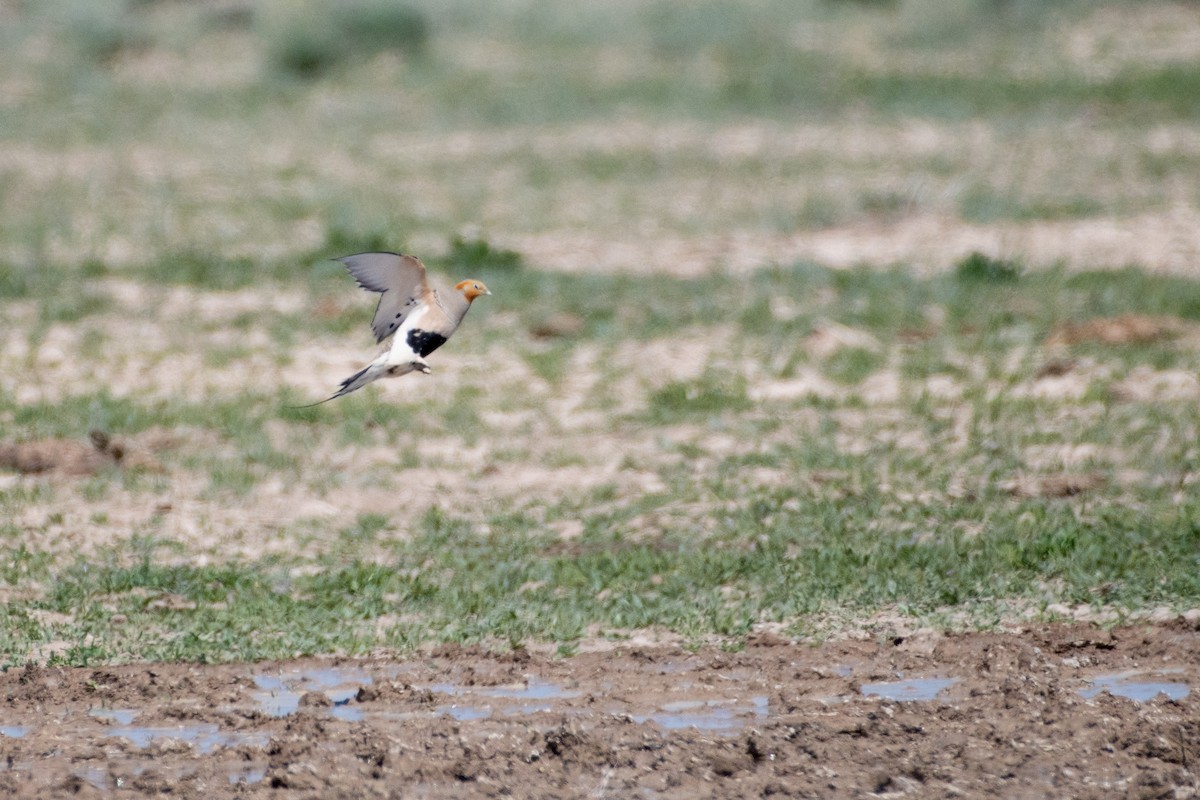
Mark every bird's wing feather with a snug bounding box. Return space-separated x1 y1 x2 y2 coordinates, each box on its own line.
337 252 434 344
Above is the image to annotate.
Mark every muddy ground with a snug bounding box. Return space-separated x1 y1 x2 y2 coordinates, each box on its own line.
2 622 1197 799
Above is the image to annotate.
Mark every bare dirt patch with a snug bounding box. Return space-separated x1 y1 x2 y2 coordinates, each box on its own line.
2 622 1198 798
0 430 156 477
1002 471 1108 499
1048 314 1188 347
508 208 1200 277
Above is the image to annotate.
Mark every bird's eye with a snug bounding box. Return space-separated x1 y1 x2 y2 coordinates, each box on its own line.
473 283 480 290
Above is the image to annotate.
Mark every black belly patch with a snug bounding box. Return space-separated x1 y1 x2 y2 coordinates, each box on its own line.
407 328 448 357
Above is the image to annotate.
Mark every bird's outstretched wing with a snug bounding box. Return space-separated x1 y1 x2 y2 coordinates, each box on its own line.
337 252 435 343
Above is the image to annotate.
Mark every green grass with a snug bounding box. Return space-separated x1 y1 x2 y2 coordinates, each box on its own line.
3 261 1200 663
5 487 1198 665
648 376 753 421
1 0 1195 267
822 347 886 385
2 0 1200 665
261 1 429 79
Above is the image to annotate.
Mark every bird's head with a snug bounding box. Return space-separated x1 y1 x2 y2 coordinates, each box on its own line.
455 279 492 302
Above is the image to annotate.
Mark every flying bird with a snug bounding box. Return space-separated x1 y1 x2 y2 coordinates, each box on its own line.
299 252 490 406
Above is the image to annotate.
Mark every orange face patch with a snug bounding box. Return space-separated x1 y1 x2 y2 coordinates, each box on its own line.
455 280 491 301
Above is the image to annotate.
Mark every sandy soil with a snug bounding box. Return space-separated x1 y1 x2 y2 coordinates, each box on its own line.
2 622 1197 798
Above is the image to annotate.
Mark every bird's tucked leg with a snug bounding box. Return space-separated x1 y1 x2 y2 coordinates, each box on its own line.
386 359 430 376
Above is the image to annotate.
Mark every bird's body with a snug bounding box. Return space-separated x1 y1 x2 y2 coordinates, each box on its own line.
301 252 489 405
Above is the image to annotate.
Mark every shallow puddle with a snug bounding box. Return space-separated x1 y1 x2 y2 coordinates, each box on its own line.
424 677 582 722
423 678 569 717
227 765 267 785
487 679 581 701
438 704 492 722
107 723 269 754
252 665 380 717
631 695 769 732
860 677 959 702
423 677 767 732
0 725 29 738
89 708 138 725
331 701 365 722
72 766 108 791
295 666 377 690
250 677 303 717
425 677 580 701
1079 672 1191 703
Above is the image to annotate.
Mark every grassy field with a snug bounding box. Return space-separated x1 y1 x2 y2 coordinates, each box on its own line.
2 0 1200 666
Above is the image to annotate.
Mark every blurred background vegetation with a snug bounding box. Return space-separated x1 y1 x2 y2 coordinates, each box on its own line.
3 0 1199 278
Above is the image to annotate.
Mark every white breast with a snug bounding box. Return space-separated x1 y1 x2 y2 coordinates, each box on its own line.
384 304 432 364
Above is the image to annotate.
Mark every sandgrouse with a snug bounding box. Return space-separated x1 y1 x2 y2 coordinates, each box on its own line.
302 252 490 405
